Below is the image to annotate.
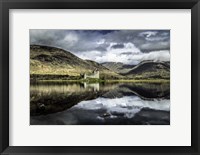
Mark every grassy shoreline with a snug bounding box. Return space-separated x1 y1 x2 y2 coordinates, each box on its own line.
32 79 170 83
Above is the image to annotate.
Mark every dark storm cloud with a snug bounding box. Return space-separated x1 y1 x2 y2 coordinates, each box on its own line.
120 52 133 56
30 29 170 64
135 30 170 52
111 43 125 49
94 46 107 52
30 30 104 52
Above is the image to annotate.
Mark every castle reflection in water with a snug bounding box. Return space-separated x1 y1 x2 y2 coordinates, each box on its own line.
30 82 170 125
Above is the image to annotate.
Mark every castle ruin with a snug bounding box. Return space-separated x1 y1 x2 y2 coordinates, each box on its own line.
84 69 99 79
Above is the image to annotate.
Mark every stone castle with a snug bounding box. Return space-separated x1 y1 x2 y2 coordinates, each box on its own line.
84 69 99 79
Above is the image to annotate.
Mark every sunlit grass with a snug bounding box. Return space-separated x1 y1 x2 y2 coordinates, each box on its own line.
34 79 170 83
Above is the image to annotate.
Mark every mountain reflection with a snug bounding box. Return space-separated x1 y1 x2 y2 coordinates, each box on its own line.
30 82 170 125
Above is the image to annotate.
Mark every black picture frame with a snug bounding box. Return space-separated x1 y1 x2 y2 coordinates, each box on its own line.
0 0 200 154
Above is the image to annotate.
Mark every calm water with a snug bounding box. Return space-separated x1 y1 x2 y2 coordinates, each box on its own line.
30 82 170 125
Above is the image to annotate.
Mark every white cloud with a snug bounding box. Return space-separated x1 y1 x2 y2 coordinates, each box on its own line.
63 32 78 45
139 31 158 38
30 30 170 64
96 39 105 45
76 42 141 64
73 96 170 119
76 42 170 64
132 50 170 62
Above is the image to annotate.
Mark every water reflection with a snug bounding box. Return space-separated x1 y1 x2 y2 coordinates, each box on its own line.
84 83 100 91
30 82 170 125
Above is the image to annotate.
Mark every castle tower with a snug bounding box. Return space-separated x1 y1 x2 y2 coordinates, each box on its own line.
83 69 99 79
93 69 99 79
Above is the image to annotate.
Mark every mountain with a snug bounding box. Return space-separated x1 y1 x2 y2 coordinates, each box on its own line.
124 61 170 79
30 45 123 80
101 62 135 74
102 60 170 80
30 45 170 80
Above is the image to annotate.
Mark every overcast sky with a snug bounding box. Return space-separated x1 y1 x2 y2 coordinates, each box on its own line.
30 30 170 65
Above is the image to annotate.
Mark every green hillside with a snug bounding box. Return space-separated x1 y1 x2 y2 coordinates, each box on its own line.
30 45 123 80
124 61 170 79
30 45 170 81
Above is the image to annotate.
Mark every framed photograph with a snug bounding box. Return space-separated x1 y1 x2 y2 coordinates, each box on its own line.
0 0 200 154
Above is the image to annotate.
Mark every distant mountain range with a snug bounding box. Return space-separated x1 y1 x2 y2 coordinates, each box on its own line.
101 62 136 74
102 61 170 79
30 45 170 80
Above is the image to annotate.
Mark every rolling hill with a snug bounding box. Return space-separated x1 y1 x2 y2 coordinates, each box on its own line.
124 61 170 79
101 62 135 74
30 45 123 80
102 61 170 80
30 45 170 81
